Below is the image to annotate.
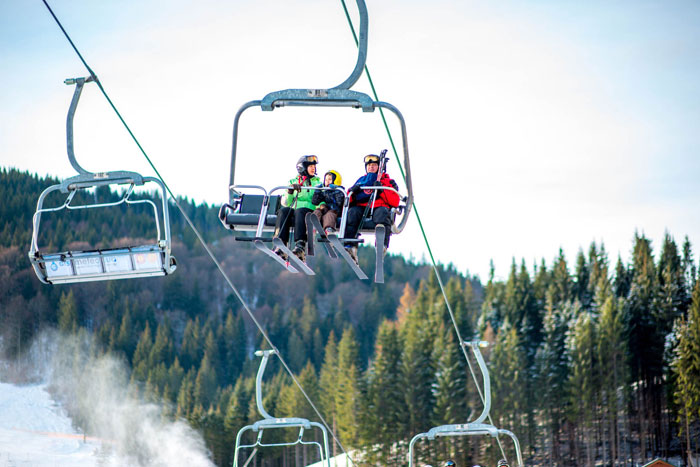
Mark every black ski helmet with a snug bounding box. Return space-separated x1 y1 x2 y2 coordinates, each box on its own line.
364 154 380 172
296 155 318 176
445 461 456 467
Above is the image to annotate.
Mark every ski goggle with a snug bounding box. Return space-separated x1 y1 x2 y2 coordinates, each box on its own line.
364 154 380 164
303 155 318 164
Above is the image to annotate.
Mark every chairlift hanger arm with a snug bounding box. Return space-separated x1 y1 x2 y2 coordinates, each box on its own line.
65 76 94 175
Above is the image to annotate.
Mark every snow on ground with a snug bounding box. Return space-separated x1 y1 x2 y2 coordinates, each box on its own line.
306 452 353 467
0 331 216 467
0 381 103 467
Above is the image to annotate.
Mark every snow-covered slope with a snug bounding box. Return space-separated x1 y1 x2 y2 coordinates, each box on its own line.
1 331 215 467
0 381 103 466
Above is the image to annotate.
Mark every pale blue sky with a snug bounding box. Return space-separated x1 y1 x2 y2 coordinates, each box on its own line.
2 0 699 281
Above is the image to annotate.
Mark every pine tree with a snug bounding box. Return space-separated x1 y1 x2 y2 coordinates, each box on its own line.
181 317 203 371
534 292 572 465
278 361 320 422
57 290 78 334
566 311 598 465
130 322 153 383
176 369 196 419
657 232 689 332
335 327 361 448
672 280 700 466
149 320 175 367
597 294 628 465
224 376 253 435
364 320 407 465
549 249 573 306
319 332 338 423
433 325 468 426
681 236 697 292
490 323 527 436
626 232 663 458
402 281 437 437
194 355 218 409
573 248 593 309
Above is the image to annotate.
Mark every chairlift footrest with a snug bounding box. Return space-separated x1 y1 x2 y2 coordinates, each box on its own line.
235 236 272 243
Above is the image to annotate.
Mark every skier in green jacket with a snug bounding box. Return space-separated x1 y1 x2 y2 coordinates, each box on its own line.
273 155 321 261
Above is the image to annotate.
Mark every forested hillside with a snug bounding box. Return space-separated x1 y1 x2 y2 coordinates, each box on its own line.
1 167 699 466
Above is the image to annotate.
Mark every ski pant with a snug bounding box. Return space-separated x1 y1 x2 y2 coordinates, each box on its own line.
343 205 391 248
274 207 312 245
313 205 339 231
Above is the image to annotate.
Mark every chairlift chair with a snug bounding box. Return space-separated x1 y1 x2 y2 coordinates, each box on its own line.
408 341 524 467
219 0 413 283
232 349 331 467
28 76 176 284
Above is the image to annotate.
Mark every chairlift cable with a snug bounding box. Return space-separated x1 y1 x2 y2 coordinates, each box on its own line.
41 2 356 465
340 0 510 461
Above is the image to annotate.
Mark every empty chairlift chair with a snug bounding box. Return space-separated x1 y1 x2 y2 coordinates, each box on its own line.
28 76 176 284
408 341 524 467
233 350 331 467
219 0 413 283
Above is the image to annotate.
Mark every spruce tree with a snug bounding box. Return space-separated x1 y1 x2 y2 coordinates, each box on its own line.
335 327 361 448
319 332 338 423
402 281 437 437
672 280 700 466
566 311 598 465
597 294 628 465
365 320 407 465
57 290 78 334
534 292 572 465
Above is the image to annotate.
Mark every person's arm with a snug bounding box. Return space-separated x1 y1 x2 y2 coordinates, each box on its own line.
379 173 401 207
311 186 324 205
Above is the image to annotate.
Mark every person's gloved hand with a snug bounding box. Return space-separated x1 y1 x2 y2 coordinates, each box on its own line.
349 185 361 195
292 183 302 192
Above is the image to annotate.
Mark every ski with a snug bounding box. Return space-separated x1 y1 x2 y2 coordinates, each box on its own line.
374 224 385 284
326 234 369 280
272 237 315 275
254 239 298 273
306 212 338 259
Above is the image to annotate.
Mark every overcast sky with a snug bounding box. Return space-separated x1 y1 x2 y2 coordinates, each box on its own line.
2 0 699 282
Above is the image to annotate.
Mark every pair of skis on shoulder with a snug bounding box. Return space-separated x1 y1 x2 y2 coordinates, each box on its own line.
254 213 385 283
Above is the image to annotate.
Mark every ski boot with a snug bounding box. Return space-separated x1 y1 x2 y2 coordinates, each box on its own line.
345 245 359 265
273 247 288 261
292 240 306 262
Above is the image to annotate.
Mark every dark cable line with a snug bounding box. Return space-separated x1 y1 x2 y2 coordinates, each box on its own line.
40 1 355 464
340 0 509 461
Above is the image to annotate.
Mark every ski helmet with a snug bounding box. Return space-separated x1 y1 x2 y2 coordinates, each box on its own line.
364 154 380 171
444 461 456 467
324 170 342 186
296 155 319 176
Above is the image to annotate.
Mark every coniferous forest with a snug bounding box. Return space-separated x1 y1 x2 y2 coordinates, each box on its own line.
1 167 699 466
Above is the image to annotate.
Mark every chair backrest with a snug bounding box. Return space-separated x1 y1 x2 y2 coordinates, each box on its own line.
239 194 280 215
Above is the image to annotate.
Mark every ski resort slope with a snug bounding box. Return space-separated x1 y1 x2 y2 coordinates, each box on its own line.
0 381 103 466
